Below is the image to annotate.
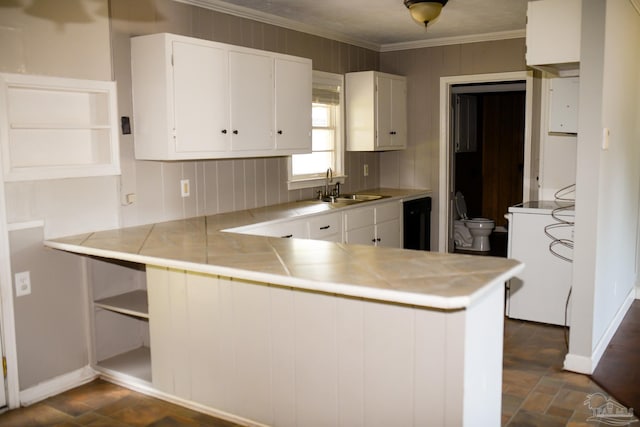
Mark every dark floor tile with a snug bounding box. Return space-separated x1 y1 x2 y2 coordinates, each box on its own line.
0 403 75 427
506 408 567 427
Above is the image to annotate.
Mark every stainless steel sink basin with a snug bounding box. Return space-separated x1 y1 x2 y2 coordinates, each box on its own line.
297 193 388 206
336 194 386 202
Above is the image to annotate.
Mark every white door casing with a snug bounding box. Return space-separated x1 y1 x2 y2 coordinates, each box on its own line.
438 71 534 253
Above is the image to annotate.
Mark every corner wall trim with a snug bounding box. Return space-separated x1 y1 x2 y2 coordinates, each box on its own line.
564 288 635 374
19 366 98 406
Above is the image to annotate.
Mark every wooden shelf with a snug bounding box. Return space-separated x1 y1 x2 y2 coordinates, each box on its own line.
97 346 151 383
95 290 148 319
0 72 120 181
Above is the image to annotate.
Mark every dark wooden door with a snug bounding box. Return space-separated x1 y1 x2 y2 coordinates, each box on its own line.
481 92 525 227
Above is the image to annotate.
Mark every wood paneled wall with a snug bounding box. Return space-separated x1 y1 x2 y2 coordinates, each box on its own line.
111 0 382 227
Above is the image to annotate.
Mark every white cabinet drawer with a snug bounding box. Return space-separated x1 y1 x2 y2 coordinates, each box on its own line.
308 213 342 240
375 201 400 223
344 207 374 231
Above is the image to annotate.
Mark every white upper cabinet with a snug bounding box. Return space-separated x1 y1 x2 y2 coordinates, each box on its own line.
0 73 120 181
526 0 581 77
228 50 274 152
131 33 312 160
346 71 407 151
548 77 579 134
274 58 312 151
172 41 229 154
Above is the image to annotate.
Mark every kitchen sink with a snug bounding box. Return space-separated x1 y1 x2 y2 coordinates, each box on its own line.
297 193 388 206
336 194 387 202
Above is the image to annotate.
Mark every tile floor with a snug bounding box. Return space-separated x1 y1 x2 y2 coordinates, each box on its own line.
502 319 615 426
0 318 624 427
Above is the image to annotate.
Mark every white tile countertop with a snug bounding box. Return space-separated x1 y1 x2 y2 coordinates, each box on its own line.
45 188 523 310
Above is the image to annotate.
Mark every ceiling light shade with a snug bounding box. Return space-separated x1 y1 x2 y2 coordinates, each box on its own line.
404 0 448 28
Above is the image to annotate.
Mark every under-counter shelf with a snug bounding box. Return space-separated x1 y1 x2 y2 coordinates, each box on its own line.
94 290 149 319
97 346 151 383
0 72 120 181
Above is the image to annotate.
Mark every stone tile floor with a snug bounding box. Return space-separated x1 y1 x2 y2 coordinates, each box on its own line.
502 318 616 426
0 318 626 426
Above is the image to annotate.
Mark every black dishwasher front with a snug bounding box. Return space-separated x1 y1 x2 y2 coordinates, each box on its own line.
403 197 431 251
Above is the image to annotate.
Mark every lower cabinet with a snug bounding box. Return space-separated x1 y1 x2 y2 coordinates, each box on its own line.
344 200 401 247
88 257 151 383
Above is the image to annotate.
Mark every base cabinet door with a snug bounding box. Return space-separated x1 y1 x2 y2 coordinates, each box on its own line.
376 218 400 248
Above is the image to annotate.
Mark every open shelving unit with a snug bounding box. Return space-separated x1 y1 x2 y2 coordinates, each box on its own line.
0 73 120 181
89 258 151 383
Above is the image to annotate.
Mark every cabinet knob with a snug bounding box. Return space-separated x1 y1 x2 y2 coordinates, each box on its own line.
390 131 397 135
377 238 381 242
371 238 376 243
320 225 330 230
277 130 283 135
221 129 227 134
233 130 239 135
281 234 293 238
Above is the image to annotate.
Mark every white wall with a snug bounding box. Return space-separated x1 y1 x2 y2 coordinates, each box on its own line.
567 0 640 373
0 0 383 392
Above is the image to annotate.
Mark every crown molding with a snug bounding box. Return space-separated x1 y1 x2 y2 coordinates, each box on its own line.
173 0 381 51
380 29 526 52
174 0 526 53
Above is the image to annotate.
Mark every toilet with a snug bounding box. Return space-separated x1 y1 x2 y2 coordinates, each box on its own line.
453 191 495 252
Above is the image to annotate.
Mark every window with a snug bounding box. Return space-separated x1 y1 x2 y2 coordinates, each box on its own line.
288 71 345 190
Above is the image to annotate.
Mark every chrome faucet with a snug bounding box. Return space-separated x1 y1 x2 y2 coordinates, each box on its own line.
325 167 333 198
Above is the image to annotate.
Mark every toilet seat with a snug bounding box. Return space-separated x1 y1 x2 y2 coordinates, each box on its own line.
455 192 492 222
453 191 495 251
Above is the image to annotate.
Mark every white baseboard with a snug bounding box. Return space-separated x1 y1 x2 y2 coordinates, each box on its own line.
19 365 98 406
564 289 635 374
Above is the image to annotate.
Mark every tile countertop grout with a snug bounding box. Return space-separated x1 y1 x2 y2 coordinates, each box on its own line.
44 188 524 311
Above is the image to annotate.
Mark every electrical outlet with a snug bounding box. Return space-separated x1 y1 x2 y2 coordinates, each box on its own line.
180 179 190 197
364 164 369 177
15 271 31 297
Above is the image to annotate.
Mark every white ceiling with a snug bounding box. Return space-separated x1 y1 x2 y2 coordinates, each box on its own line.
179 0 529 51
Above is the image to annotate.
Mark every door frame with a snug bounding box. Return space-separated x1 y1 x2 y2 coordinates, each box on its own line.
438 71 534 253
0 160 21 408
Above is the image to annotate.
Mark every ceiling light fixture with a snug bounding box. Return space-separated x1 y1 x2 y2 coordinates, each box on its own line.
404 0 448 28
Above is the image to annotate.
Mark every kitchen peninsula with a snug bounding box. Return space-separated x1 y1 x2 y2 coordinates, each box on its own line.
45 189 523 427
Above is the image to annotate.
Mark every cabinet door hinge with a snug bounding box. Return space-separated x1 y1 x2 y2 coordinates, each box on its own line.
171 54 174 66
2 357 7 378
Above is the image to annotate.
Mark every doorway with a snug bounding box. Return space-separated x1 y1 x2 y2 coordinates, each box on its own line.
451 84 526 255
438 71 534 253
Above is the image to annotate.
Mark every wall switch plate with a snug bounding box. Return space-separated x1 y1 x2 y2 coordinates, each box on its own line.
364 164 369 177
15 271 31 297
180 179 190 197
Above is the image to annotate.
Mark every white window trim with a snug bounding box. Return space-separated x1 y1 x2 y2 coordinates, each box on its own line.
288 70 346 191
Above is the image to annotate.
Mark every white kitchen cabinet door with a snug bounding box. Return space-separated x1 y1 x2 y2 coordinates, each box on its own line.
229 50 273 152
376 218 400 248
526 0 581 76
172 41 229 154
274 58 312 153
345 224 376 246
346 71 407 152
376 75 407 150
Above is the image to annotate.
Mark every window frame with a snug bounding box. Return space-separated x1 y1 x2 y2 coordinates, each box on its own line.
287 70 346 191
